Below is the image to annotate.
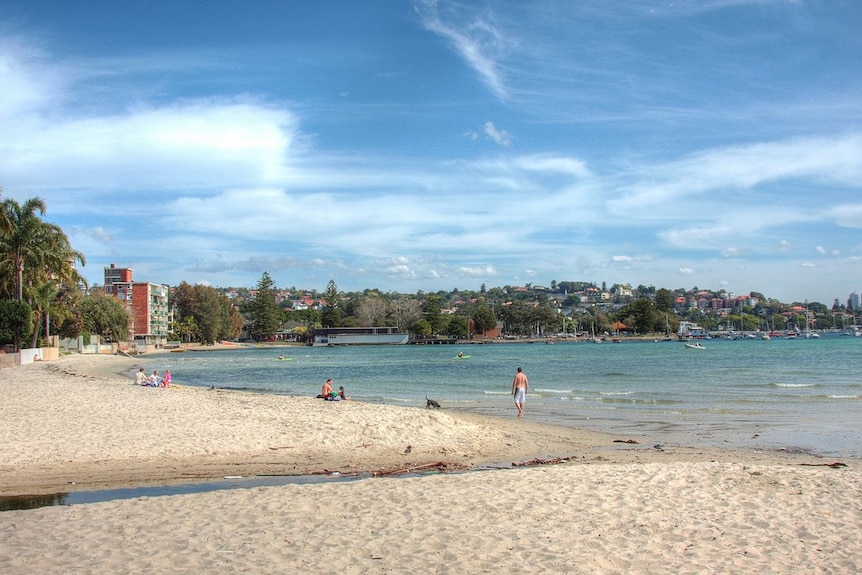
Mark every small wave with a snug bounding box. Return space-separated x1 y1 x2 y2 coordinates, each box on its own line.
533 388 574 394
599 391 635 396
787 394 861 401
771 382 817 388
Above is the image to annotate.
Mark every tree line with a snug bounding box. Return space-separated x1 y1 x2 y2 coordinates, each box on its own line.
0 192 849 350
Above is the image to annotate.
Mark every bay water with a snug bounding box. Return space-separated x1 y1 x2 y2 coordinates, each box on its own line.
144 336 862 458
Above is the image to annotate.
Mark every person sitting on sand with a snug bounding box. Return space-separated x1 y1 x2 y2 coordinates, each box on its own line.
318 378 334 399
134 368 147 386
338 386 350 400
161 370 172 387
147 370 161 387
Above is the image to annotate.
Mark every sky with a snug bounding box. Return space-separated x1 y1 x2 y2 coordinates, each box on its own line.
1 0 861 305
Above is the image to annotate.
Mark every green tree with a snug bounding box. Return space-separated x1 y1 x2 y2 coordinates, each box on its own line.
472 302 497 335
616 299 656 334
78 293 130 342
173 316 201 343
0 196 47 301
27 280 58 348
321 280 342 327
0 196 86 347
171 282 199 322
422 293 446 334
0 197 84 302
196 287 224 344
529 305 558 336
654 288 674 312
411 317 432 336
0 299 32 350
170 282 241 344
246 272 282 341
446 315 469 336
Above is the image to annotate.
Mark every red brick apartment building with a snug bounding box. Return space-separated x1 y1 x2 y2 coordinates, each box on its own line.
104 264 169 348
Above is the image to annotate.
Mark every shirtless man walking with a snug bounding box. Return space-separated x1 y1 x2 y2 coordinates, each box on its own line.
512 367 528 417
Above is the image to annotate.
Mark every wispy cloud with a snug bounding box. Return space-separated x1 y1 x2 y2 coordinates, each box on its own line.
415 0 511 101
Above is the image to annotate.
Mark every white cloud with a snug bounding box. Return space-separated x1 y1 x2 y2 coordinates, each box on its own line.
2 101 296 190
483 121 511 147
457 265 499 277
384 264 418 279
659 226 733 250
611 134 862 213
512 154 590 177
416 0 510 100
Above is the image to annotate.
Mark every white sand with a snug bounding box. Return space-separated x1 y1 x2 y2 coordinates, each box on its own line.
1 354 859 574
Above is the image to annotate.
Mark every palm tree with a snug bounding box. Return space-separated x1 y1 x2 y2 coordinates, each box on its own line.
28 279 59 349
0 186 11 237
0 196 48 301
0 195 87 349
0 196 86 299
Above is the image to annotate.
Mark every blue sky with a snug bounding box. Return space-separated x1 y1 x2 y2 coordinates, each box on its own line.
1 0 860 305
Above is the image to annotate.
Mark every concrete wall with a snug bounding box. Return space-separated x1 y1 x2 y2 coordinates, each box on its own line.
0 347 60 368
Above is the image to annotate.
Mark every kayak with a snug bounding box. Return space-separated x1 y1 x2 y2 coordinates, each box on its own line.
454 355 471 359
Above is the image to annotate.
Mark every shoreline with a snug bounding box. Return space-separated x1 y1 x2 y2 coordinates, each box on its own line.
1 353 851 496
2 354 860 573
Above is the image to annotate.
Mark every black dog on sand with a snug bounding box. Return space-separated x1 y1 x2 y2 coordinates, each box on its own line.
426 396 441 409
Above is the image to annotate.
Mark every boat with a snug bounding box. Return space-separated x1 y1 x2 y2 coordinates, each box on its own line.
684 342 706 350
803 303 821 338
312 327 409 346
454 354 471 359
662 314 673 341
590 321 602 343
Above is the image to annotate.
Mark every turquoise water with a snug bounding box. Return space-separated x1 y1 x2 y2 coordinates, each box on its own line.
142 336 862 458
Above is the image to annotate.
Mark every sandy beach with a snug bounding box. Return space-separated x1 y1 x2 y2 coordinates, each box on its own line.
1 354 859 573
